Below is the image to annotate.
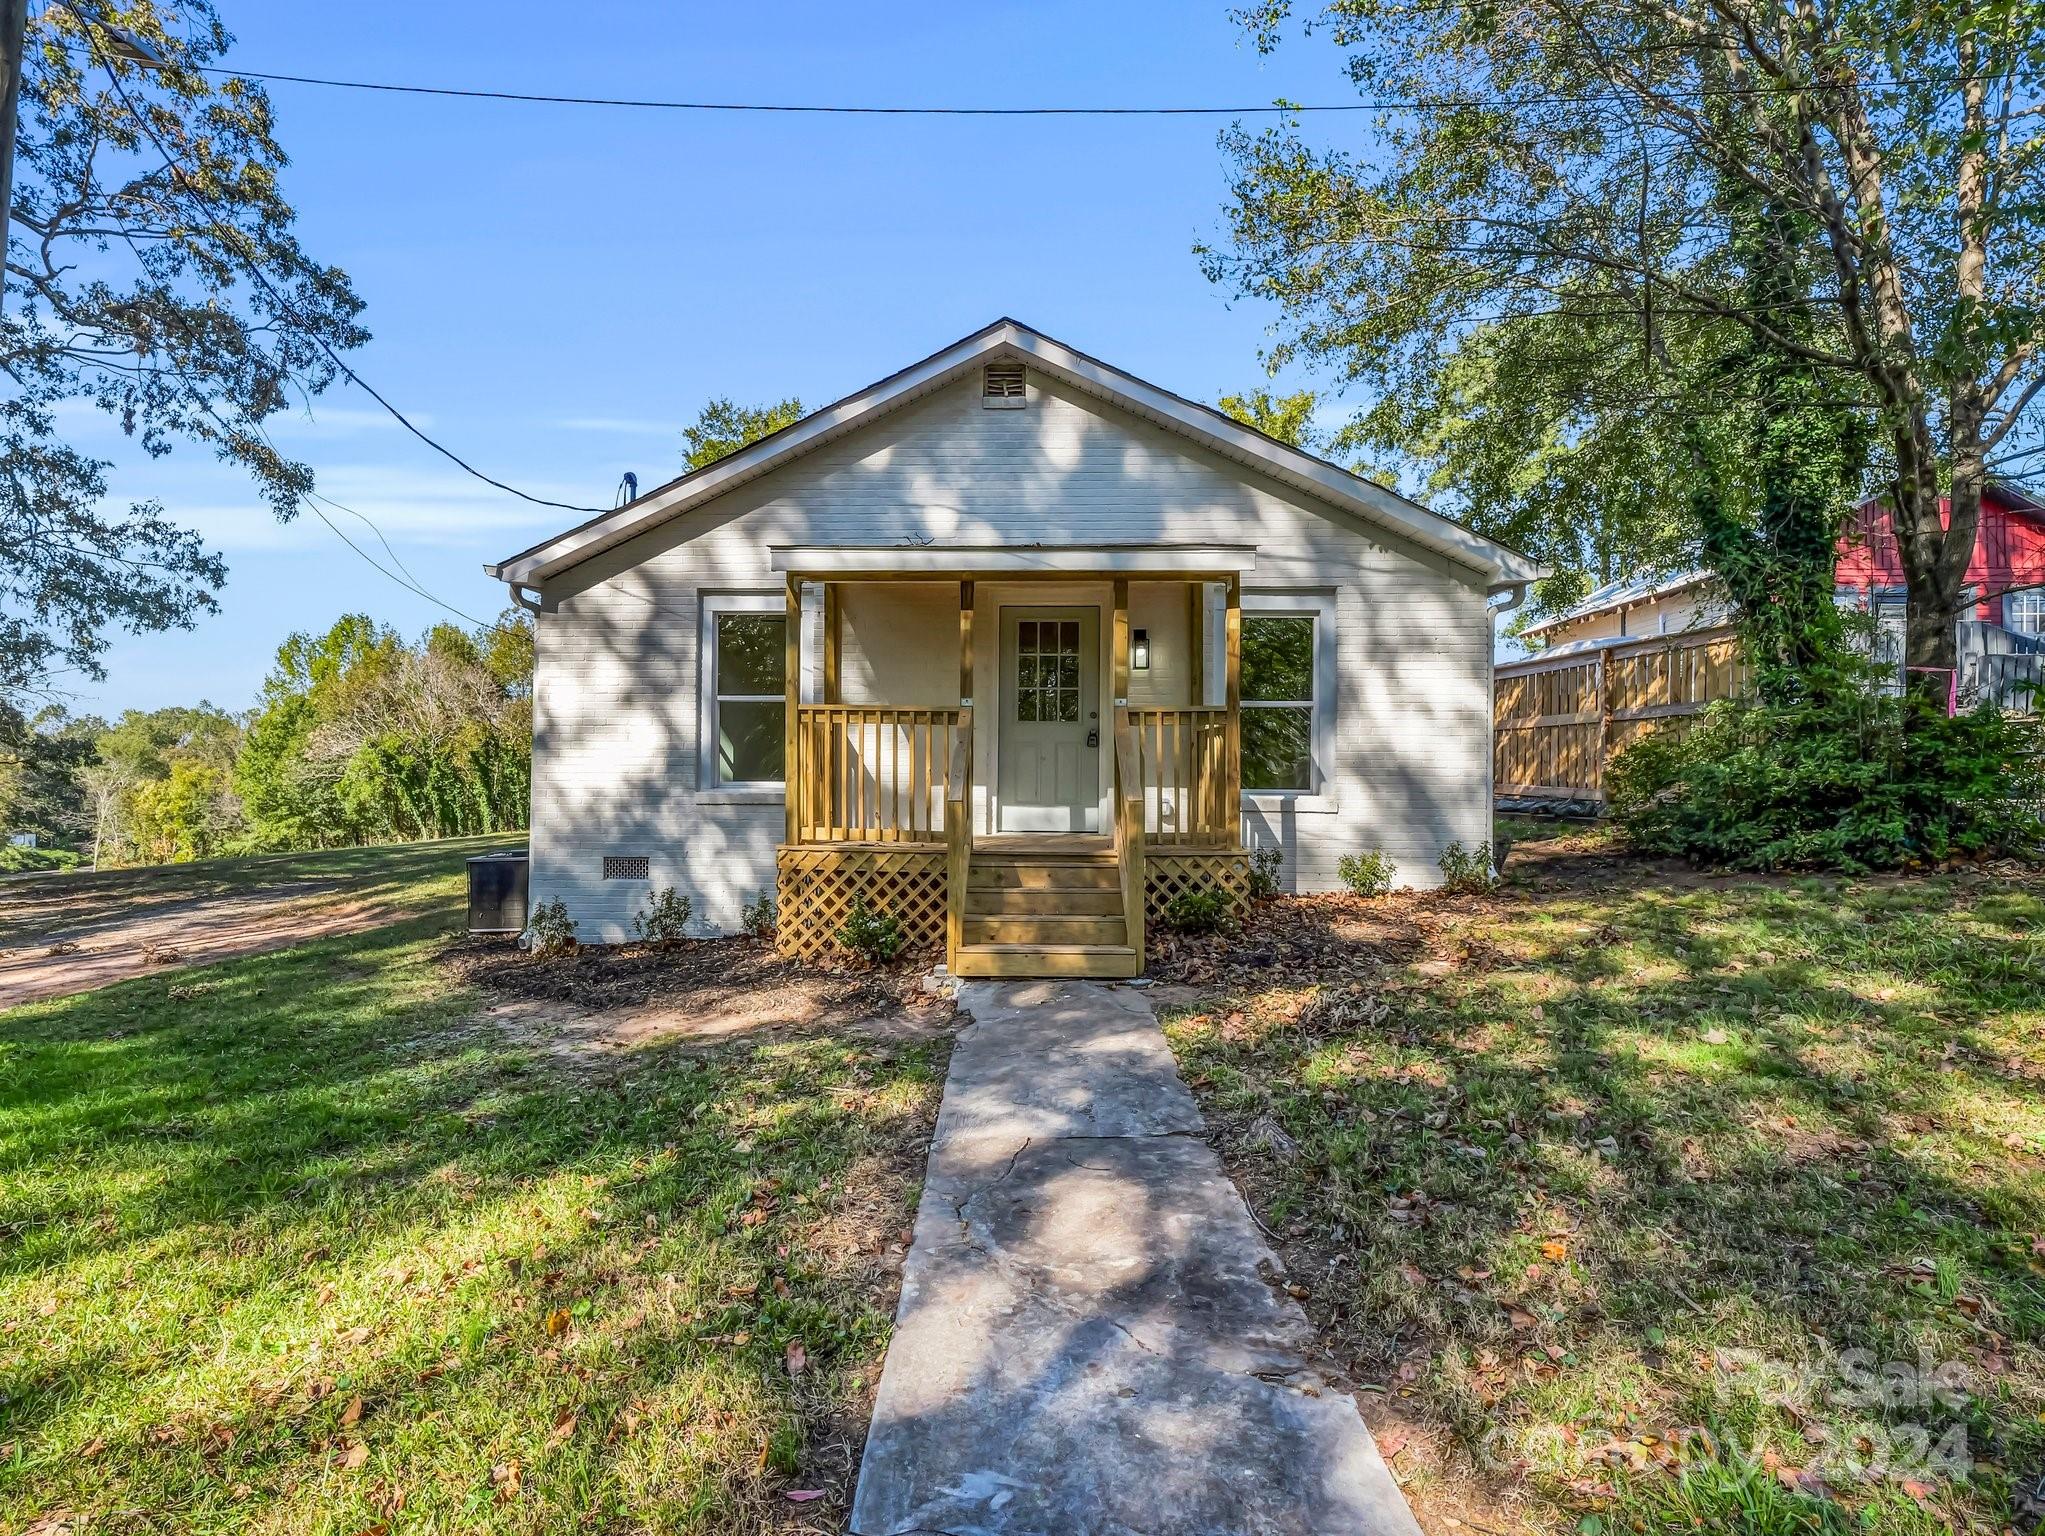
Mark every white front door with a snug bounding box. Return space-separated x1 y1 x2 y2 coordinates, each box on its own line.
998 607 1100 832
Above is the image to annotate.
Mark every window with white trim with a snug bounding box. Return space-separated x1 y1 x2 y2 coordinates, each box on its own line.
1240 595 1333 796
700 595 786 788
2008 587 2045 638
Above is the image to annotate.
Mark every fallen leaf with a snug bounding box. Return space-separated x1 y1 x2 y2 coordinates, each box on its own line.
784 1340 808 1377
490 1458 522 1502
549 1407 578 1445
1899 1479 1934 1504
785 1489 826 1503
340 1396 364 1427
1375 1429 1410 1458
1540 1239 1569 1262
1502 1301 1539 1330
544 1308 572 1337
337 1442 369 1471
1397 1262 1430 1287
76 1438 105 1461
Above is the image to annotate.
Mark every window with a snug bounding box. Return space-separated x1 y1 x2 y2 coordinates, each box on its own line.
1014 618 1082 722
2009 587 2045 637
701 595 786 789
1242 612 1317 792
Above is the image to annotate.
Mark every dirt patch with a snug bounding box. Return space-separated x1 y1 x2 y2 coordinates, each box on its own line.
443 935 957 1064
0 885 410 1010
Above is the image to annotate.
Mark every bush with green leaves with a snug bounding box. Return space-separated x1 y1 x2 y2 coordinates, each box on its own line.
1337 849 1396 897
1608 688 2045 872
525 897 578 958
1160 888 1234 934
741 890 777 941
1247 844 1284 900
1437 841 1496 894
633 887 693 948
835 898 905 966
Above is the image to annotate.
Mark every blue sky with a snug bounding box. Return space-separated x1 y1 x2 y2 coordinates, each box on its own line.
81 2 1375 717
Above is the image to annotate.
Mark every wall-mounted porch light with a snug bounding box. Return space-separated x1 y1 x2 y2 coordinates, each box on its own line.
1131 628 1150 670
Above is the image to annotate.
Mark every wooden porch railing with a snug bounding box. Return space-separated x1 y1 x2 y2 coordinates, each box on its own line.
789 704 961 843
1112 713 1145 969
944 708 974 966
1127 706 1235 846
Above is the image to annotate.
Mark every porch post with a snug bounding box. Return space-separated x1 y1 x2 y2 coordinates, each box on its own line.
823 583 841 705
958 579 974 708
1224 572 1242 843
785 574 801 844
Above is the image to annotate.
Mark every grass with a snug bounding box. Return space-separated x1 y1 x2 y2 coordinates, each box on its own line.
1159 854 2045 1535
0 846 80 875
0 911 946 1533
0 834 524 948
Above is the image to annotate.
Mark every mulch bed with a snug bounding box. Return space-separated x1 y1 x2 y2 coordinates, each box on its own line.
442 932 935 1022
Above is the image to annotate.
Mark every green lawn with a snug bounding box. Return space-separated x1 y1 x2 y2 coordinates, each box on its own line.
1161 855 2045 1535
0 911 946 1533
0 835 524 949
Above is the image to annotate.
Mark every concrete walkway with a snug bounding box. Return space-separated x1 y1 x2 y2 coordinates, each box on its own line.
850 979 1423 1536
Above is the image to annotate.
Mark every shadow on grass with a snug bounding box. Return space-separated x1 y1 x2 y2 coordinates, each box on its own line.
0 912 948 1535
1162 867 2045 1536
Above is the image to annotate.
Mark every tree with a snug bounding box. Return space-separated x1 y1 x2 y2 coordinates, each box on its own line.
681 397 804 471
1214 0 2045 684
1218 387 1326 449
3 2 366 701
85 703 242 865
0 703 97 846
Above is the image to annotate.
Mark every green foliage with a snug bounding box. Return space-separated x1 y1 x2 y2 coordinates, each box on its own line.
1217 388 1324 450
1437 841 1497 893
741 890 777 942
3 2 366 699
1337 849 1397 897
1248 843 1285 899
525 897 579 958
834 898 904 966
1609 688 2045 871
0 843 79 872
633 887 694 948
681 396 806 472
235 610 532 853
1160 888 1235 934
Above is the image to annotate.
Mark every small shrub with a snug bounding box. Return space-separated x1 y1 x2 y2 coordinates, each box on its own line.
1608 687 2045 871
1337 849 1396 897
835 897 905 965
525 897 578 958
1437 840 1496 893
741 889 777 941
633 886 693 947
1160 888 1233 934
1247 844 1284 900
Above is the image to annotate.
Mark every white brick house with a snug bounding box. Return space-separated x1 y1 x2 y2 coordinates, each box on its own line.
489 320 1541 977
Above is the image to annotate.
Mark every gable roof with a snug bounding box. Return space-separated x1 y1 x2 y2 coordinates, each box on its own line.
486 318 1545 590
1521 568 1714 637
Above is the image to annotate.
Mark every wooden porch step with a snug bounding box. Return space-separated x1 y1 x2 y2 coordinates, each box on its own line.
968 859 1120 891
965 886 1124 916
951 942 1142 980
963 913 1129 947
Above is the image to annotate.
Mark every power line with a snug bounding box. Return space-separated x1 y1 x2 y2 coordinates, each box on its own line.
189 61 2019 116
87 42 607 517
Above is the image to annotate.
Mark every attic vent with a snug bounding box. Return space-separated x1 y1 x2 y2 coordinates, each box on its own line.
982 362 1026 408
602 855 650 880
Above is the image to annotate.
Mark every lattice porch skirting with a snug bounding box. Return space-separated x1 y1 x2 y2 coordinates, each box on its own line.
775 845 947 964
1143 848 1251 926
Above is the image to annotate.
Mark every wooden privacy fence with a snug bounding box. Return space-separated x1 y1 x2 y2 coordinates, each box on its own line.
1494 627 1750 802
789 705 961 843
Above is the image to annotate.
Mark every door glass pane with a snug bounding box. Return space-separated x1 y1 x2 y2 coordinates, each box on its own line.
1058 687 1080 723
1017 655 1039 692
1242 705 1311 791
1018 620 1038 652
1058 654 1078 688
719 699 785 782
1243 616 1313 702
1060 620 1079 653
716 614 785 696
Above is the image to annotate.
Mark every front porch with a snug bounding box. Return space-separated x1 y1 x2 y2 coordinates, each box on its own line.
766 552 1251 978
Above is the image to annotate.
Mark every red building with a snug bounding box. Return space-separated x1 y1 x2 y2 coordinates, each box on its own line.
1835 481 2045 635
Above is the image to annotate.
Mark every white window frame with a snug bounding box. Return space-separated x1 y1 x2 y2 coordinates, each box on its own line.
698 592 787 802
1240 591 1337 813
2007 586 2045 638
